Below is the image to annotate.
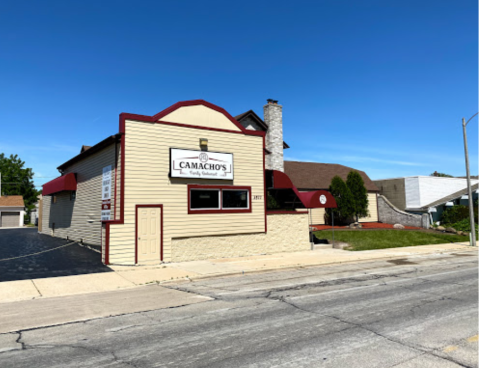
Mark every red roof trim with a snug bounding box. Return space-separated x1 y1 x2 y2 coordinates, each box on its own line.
42 173 77 196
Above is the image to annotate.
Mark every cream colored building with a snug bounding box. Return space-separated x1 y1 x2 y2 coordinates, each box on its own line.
41 100 336 265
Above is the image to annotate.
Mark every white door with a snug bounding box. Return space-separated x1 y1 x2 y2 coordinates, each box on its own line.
137 206 162 263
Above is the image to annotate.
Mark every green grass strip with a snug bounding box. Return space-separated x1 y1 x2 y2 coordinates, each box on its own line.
313 230 469 251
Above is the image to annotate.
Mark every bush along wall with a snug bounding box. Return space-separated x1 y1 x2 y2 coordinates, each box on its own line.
441 205 478 225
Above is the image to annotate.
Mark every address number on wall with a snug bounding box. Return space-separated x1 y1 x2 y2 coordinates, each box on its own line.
253 195 263 200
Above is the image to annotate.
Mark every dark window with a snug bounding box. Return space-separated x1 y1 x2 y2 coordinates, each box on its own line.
70 191 76 201
190 189 220 210
51 195 57 204
222 190 248 209
188 185 251 214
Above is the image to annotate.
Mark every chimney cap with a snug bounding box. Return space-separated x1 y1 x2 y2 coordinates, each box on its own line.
267 99 278 104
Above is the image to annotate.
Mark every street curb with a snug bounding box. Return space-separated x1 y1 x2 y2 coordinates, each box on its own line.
160 246 478 285
1 245 475 303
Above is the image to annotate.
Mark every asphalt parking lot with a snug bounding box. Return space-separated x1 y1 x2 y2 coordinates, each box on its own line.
0 228 111 282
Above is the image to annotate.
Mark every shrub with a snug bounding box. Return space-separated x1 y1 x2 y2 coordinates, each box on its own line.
326 176 354 225
441 205 477 224
346 170 369 221
448 218 478 233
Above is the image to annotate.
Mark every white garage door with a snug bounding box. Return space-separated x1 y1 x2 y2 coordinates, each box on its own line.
1 212 20 227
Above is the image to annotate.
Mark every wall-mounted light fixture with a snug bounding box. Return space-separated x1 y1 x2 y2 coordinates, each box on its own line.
199 138 208 151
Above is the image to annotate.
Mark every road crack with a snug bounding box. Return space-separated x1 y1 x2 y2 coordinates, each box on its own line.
163 284 219 300
269 294 474 368
15 331 25 350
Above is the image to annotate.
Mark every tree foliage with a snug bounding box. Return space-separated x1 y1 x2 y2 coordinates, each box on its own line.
346 170 369 221
0 153 40 213
430 171 453 177
326 175 354 224
441 205 478 224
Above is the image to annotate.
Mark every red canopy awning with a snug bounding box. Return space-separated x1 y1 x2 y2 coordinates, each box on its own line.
270 170 337 208
42 173 77 196
295 190 337 209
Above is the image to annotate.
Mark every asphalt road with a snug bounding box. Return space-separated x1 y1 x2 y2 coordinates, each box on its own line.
1 251 477 367
0 228 110 281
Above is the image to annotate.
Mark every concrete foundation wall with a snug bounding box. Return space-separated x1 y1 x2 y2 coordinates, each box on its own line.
378 195 429 228
170 213 310 262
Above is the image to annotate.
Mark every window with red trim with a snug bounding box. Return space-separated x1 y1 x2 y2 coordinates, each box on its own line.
188 185 251 214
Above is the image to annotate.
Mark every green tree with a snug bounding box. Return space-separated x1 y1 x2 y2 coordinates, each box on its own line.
430 171 453 177
346 170 369 221
0 154 40 217
326 175 354 225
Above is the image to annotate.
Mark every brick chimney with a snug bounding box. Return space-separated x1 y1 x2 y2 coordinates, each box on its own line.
264 99 284 172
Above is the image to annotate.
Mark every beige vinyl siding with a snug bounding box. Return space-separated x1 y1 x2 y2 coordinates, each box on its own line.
40 144 117 245
41 196 51 234
38 198 43 232
309 208 326 225
158 105 241 132
108 120 264 264
359 193 378 222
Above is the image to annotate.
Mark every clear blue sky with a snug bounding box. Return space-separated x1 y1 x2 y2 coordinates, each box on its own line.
0 0 477 189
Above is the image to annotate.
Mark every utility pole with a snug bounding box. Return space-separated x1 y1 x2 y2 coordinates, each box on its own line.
462 115 477 247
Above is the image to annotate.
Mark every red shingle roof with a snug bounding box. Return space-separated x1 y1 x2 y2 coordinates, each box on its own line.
284 161 379 192
0 195 25 207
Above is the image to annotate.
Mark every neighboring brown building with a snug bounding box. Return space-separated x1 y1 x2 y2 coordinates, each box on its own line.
284 161 380 225
0 195 25 227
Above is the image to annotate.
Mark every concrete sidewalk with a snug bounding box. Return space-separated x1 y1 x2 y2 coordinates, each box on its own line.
0 242 475 304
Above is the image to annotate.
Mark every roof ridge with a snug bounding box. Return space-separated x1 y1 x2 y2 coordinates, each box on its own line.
285 160 354 168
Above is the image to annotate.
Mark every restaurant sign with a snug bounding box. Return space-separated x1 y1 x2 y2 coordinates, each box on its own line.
170 148 233 180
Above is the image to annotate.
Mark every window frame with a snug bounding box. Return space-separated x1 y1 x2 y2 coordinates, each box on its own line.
188 185 252 214
70 191 76 201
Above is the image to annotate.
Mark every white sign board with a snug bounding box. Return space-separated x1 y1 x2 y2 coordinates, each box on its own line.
170 149 233 180
101 165 112 220
319 195 327 205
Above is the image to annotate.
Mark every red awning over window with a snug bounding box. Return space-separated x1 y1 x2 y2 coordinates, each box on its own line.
270 170 337 209
42 173 77 196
